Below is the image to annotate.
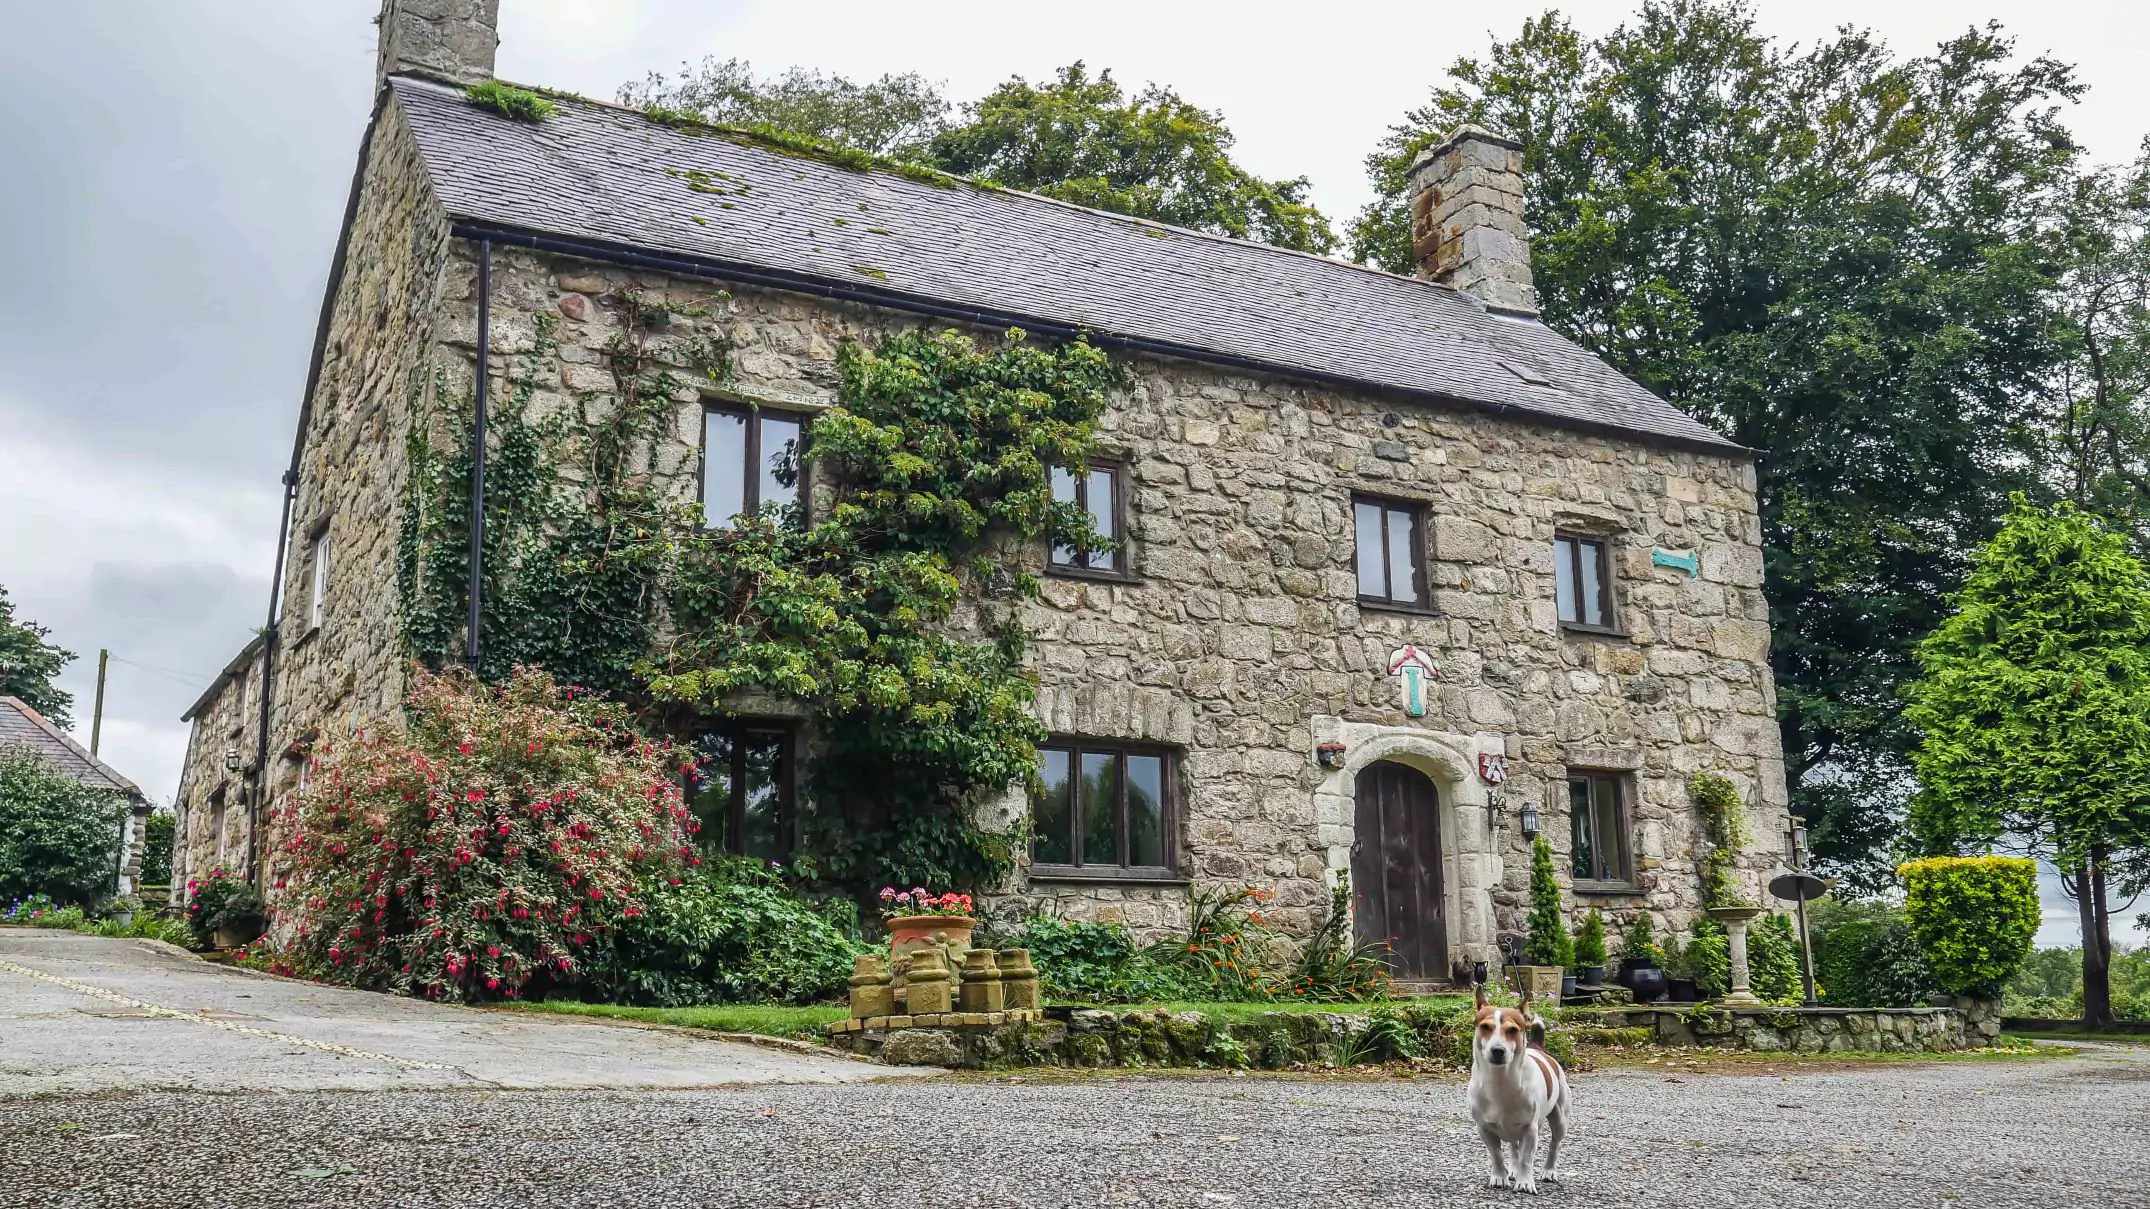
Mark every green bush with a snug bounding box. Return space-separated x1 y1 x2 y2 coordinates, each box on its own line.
1899 856 2040 996
183 867 263 947
1680 914 1801 1003
1810 898 1939 1007
139 811 175 887
0 746 126 907
590 859 866 1006
1285 874 1393 1002
1573 909 1608 968
1619 914 1665 967
1523 836 1572 967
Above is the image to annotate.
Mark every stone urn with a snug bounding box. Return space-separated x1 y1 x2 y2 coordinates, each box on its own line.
1705 904 1766 1006
887 914 977 952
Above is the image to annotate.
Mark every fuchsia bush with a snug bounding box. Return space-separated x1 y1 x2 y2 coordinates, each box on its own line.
272 665 691 1002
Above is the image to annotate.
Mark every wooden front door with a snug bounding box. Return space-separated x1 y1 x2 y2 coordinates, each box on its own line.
1351 761 1447 980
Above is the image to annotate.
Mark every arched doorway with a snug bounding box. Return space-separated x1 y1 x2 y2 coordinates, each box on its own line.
1352 760 1447 980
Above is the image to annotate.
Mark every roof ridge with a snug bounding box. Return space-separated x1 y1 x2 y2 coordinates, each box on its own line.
0 696 141 796
392 72 1498 308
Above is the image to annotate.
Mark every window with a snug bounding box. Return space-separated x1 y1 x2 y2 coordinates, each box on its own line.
307 530 331 631
1049 461 1128 576
702 404 804 527
1554 532 1616 630
1353 495 1427 608
1569 774 1632 886
683 724 793 861
1031 739 1175 876
210 787 229 860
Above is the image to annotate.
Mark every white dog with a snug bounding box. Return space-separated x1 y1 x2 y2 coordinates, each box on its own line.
1466 984 1570 1194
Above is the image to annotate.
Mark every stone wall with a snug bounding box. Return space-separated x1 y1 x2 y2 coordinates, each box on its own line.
1577 1004 1997 1053
170 641 265 903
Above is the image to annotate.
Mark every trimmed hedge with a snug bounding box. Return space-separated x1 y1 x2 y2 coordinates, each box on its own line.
1899 856 2039 996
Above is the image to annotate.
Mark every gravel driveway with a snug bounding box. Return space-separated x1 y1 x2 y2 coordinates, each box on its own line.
5 1022 2146 1207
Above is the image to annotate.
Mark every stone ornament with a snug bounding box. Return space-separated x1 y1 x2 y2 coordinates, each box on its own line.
1387 645 1440 718
903 947 952 1015
998 948 1041 1011
848 954 894 1020
958 949 1005 1013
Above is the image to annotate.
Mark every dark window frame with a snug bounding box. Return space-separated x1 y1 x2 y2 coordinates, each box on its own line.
1047 458 1135 581
1029 736 1180 881
1568 772 1636 891
1554 531 1622 634
681 720 798 860
1352 493 1433 613
699 401 808 529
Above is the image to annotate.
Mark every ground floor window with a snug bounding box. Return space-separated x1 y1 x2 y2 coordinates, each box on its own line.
1568 773 1631 886
1030 739 1175 876
684 724 794 861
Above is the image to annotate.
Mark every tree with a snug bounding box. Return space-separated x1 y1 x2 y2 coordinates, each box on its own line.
1522 835 1573 967
1906 498 2150 1025
1350 2 2082 885
620 57 949 157
2040 146 2150 533
0 746 124 906
0 586 75 727
925 63 1335 253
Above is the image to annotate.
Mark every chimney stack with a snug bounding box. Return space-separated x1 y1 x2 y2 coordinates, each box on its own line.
1408 126 1537 314
377 0 499 89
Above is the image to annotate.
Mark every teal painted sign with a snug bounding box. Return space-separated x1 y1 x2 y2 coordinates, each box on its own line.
1388 645 1440 718
1652 548 1700 577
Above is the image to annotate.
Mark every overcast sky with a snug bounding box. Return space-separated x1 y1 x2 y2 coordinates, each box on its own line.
2 0 2143 944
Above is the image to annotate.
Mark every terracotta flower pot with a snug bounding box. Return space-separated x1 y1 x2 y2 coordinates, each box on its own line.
886 914 977 950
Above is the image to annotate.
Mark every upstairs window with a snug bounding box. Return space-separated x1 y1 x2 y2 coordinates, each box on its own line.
1569 773 1632 886
1031 739 1175 877
1554 532 1615 630
703 405 803 528
1353 495 1427 608
1050 461 1128 576
306 529 331 631
683 724 794 861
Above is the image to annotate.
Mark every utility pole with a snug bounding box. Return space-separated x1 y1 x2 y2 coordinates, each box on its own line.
89 648 109 756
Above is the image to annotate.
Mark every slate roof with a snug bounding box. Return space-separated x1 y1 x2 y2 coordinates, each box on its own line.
388 76 1741 454
0 697 142 797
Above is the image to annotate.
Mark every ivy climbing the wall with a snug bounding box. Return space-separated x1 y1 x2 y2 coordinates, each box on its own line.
1689 771 1750 909
398 290 1120 898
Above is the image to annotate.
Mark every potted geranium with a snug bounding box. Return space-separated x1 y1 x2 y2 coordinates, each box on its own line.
185 868 267 950
879 887 976 949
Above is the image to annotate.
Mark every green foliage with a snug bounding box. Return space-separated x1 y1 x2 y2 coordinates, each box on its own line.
2006 945 2082 1003
1286 873 1395 1003
1809 897 1940 1008
0 746 123 906
182 867 261 947
621 57 949 156
1353 1 2082 885
1680 913 1801 1003
1523 835 1572 967
465 81 557 122
1008 914 1207 1003
1619 914 1665 967
1573 908 1608 968
588 859 866 1006
650 327 1122 894
1899 856 2042 996
138 811 174 887
1690 772 1750 908
922 63 1335 253
2042 149 2150 532
0 586 75 726
273 665 693 1002
1907 500 2150 871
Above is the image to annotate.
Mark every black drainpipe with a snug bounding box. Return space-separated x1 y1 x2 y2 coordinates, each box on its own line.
248 468 298 888
465 238 491 669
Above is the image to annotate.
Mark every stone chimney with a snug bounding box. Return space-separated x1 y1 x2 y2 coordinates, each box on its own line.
377 0 499 88
1408 125 1537 314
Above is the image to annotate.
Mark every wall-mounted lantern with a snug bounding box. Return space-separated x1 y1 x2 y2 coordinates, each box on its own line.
223 746 242 774
1518 800 1542 840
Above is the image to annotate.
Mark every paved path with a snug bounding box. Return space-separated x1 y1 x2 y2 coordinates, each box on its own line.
0 929 930 1094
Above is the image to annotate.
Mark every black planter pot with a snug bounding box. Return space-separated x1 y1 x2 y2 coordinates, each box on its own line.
1666 976 1699 1003
1627 966 1669 1003
1561 973 1579 1000
1578 964 1606 987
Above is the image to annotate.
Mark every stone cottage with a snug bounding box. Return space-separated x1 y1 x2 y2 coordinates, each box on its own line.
3 696 154 897
172 0 1792 983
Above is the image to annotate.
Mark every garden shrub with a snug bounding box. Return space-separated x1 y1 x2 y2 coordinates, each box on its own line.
588 859 865 1006
0 745 126 906
1008 914 1207 1003
1619 914 1665 967
1523 836 1572 967
183 868 263 947
1899 856 2040 996
1285 874 1393 1002
1809 898 1939 1007
1573 909 1608 970
274 665 691 1002
139 811 175 887
1680 913 1801 1003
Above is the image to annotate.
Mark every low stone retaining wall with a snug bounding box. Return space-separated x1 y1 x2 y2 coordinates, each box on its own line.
1569 1002 1998 1053
823 1005 1447 1070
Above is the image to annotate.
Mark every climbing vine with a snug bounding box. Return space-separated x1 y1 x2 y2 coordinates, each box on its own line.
1689 772 1750 909
398 293 1120 896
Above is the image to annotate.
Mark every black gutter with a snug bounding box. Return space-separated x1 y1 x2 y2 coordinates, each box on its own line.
449 218 1754 459
465 238 491 668
248 469 297 889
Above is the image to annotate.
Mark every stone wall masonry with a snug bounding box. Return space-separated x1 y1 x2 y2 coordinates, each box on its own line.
170 645 266 903
1575 1004 1997 1053
424 244 1790 963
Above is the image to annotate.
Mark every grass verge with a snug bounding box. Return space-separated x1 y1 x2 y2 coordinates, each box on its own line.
514 1000 847 1040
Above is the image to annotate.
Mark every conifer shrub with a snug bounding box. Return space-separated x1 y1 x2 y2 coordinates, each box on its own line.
1523 836 1573 967
1573 908 1608 969
1899 856 2041 997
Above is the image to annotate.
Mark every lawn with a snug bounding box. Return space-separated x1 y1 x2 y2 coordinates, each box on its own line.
515 1000 847 1040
